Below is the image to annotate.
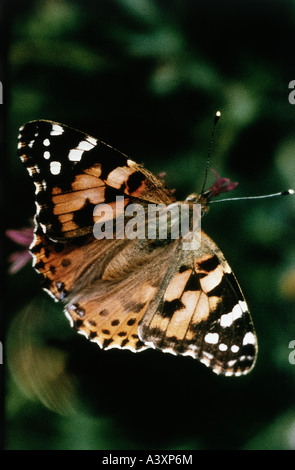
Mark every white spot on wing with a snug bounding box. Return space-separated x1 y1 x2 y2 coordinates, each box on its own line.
162 347 177 357
68 140 96 162
220 302 244 328
43 138 50 146
225 370 234 377
77 140 94 151
50 160 61 175
220 311 233 328
233 303 244 319
203 351 213 360
43 151 50 159
50 124 64 136
34 182 40 194
69 149 83 162
40 222 47 233
228 359 237 367
204 332 219 344
200 357 211 367
235 371 243 377
243 332 255 346
86 136 97 146
239 300 248 312
30 232 38 265
223 262 232 274
35 201 41 215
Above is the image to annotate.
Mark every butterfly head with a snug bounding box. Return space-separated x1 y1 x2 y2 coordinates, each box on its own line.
185 169 238 216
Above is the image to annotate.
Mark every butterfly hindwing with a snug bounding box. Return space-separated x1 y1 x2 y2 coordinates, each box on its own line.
64 239 179 353
139 231 257 376
30 227 128 301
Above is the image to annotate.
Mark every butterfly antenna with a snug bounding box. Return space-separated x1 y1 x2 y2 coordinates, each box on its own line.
209 188 294 204
200 111 221 195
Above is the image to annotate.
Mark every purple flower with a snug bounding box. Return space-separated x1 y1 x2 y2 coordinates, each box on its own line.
6 226 34 274
209 169 238 197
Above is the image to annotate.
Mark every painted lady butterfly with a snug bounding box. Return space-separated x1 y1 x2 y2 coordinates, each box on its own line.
18 119 258 377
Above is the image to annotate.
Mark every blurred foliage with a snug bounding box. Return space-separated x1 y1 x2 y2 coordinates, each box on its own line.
4 0 295 450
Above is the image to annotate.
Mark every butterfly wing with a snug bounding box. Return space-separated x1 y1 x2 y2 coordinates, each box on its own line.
18 120 175 241
18 120 177 352
139 231 257 376
18 120 257 376
30 219 179 352
65 239 179 352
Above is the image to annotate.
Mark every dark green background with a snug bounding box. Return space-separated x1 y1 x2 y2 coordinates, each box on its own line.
4 0 295 450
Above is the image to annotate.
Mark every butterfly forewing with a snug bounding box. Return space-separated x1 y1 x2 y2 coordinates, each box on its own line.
18 120 175 240
18 119 258 376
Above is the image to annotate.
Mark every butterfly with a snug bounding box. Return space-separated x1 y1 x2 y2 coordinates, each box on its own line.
17 119 258 377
